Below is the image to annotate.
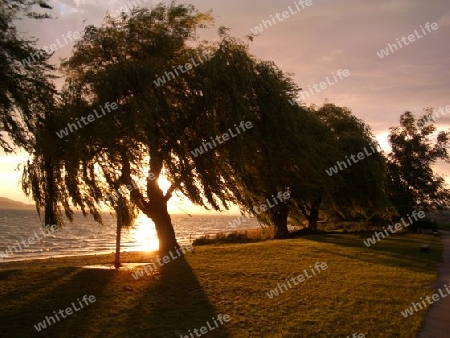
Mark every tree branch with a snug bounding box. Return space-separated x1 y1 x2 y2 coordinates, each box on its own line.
164 184 177 202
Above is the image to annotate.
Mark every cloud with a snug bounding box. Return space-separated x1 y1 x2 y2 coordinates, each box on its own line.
437 11 450 27
318 49 343 63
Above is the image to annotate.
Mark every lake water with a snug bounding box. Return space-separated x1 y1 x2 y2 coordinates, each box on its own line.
0 209 260 262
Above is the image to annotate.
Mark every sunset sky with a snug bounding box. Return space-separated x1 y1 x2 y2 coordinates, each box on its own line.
1 0 450 213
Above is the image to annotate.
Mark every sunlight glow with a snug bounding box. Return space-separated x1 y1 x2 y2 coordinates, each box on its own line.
157 176 171 194
128 214 159 252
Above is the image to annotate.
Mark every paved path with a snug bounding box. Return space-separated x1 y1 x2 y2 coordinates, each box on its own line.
419 230 450 337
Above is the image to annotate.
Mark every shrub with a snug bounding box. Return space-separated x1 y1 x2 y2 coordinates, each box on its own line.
409 218 437 232
192 231 255 246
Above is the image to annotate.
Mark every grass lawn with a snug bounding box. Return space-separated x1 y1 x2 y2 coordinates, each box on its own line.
0 232 443 337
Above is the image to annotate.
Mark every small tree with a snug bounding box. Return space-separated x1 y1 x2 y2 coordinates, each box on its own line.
386 110 450 216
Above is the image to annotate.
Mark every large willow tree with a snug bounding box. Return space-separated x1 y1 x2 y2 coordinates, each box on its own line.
22 4 327 252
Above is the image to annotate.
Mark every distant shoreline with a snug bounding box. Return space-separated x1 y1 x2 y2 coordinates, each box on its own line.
0 197 35 210
0 206 35 211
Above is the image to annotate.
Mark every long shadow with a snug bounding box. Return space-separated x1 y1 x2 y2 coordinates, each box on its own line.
0 256 229 337
303 233 442 273
0 267 80 334
44 268 116 337
119 256 230 338
0 267 115 337
0 267 81 304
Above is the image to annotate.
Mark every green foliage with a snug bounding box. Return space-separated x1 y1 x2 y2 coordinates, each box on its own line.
21 4 222 229
289 103 392 230
0 0 54 152
317 104 390 216
195 56 337 234
387 110 450 215
192 231 252 246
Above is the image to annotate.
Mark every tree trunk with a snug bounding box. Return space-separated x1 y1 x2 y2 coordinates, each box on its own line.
114 194 123 268
44 155 59 227
272 205 290 239
148 199 179 256
308 206 319 232
307 196 322 232
145 171 180 256
122 157 180 256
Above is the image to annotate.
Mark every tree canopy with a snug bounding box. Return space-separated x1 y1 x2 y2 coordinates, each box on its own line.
0 0 55 153
386 110 450 215
23 4 331 250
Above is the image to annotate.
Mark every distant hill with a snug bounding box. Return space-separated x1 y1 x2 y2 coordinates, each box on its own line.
0 197 35 210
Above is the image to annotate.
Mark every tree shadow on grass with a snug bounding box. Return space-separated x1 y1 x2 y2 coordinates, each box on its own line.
0 267 79 335
121 256 230 338
34 255 232 337
0 267 115 337
0 256 230 337
303 234 442 273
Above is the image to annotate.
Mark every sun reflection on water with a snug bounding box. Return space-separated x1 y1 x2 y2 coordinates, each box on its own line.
127 214 159 252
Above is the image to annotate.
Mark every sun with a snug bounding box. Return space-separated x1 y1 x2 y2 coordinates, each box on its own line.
157 176 172 193
128 214 159 252
126 170 186 248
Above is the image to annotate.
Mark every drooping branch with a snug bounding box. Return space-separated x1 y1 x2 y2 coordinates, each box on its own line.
119 155 152 214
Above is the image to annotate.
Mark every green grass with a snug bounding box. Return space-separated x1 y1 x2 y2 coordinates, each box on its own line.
0 233 443 337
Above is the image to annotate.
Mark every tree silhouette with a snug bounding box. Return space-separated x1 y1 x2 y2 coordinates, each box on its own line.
387 110 450 215
0 0 55 152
